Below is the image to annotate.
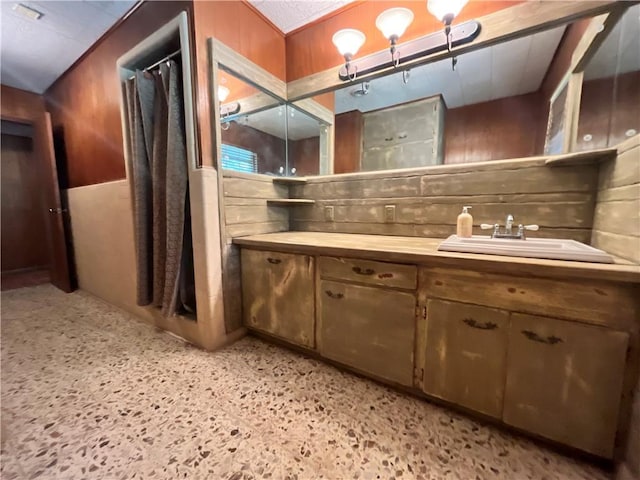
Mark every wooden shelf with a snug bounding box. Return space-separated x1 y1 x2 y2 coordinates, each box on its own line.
266 199 315 206
272 177 308 184
544 147 617 167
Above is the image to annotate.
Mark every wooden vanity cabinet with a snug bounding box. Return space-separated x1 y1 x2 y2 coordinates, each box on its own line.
503 313 629 458
241 249 315 348
419 266 635 458
422 300 509 419
317 257 417 386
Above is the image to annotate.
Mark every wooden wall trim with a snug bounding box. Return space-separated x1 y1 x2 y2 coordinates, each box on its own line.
1 85 45 122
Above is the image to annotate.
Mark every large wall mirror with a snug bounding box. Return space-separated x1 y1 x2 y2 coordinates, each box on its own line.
212 41 333 178
211 4 635 179
332 25 567 172
574 4 640 152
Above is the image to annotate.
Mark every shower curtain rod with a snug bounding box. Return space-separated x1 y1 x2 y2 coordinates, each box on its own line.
128 49 181 80
143 49 181 72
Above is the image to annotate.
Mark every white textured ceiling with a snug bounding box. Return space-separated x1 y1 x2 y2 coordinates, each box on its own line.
248 0 355 34
1 1 135 94
584 3 640 81
336 25 567 114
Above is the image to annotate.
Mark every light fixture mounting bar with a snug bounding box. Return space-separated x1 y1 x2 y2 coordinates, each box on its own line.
220 102 241 118
338 20 481 81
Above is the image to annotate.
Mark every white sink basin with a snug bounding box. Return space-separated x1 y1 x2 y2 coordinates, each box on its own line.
438 235 614 264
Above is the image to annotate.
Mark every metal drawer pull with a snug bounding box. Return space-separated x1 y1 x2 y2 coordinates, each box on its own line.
522 330 563 345
463 318 497 330
267 257 281 265
352 266 375 276
397 133 408 139
325 290 344 299
384 136 394 142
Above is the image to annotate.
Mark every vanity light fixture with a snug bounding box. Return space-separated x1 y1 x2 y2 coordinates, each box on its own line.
332 29 367 81
376 8 414 66
332 2 479 82
218 85 240 118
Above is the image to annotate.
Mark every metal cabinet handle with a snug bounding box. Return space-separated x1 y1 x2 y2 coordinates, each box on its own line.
267 257 281 265
384 136 394 142
522 330 563 345
352 266 375 276
397 132 408 139
325 290 344 299
463 318 498 330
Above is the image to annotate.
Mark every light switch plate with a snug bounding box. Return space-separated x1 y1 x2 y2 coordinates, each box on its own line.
384 205 396 223
324 206 335 222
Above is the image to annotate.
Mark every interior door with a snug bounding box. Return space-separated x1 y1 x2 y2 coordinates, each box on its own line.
34 112 73 292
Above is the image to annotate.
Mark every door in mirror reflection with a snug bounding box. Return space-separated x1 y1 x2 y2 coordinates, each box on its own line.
575 4 640 151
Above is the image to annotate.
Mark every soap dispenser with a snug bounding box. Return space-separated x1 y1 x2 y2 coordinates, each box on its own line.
457 206 473 238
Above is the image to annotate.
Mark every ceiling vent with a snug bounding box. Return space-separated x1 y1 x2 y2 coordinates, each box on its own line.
12 3 43 20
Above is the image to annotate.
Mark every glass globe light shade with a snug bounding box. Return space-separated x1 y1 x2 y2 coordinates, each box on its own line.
332 29 366 57
375 7 414 40
427 0 469 23
218 85 230 103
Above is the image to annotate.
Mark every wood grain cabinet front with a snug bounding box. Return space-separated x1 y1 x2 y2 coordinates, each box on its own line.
241 249 315 348
318 280 416 386
503 313 629 458
422 299 509 419
318 256 417 290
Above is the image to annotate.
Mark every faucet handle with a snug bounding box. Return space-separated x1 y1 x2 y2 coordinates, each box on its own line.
524 224 539 231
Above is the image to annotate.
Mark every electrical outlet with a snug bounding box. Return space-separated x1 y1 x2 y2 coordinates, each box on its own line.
324 206 335 222
384 205 396 223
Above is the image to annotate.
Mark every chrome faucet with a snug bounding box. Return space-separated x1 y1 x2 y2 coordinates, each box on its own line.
481 214 539 240
505 214 514 235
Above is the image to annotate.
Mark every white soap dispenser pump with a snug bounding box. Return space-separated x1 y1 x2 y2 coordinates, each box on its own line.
457 206 473 238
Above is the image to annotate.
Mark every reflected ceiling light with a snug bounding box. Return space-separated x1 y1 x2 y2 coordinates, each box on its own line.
218 85 240 122
332 0 478 82
218 85 230 103
376 8 415 64
332 29 366 80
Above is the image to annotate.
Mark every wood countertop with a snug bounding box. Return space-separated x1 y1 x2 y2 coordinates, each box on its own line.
233 232 640 283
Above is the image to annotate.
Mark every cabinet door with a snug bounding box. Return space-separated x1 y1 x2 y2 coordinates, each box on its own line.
241 249 315 348
503 313 629 458
319 280 415 386
423 300 509 418
362 140 438 171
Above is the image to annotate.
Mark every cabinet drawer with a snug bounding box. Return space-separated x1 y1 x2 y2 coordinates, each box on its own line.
319 280 416 386
241 249 315 348
319 256 417 290
503 313 629 458
423 300 509 419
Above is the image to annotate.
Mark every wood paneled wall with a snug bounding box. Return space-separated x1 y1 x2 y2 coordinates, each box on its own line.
1 85 45 122
290 137 320 176
577 72 640 152
1 134 49 272
221 123 286 175
334 110 363 174
285 1 522 82
541 18 591 101
290 157 600 243
444 92 546 164
45 1 192 188
192 1 286 169
591 136 640 264
221 171 289 331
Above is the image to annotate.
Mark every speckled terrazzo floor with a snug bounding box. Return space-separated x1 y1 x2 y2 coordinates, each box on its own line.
1 285 611 480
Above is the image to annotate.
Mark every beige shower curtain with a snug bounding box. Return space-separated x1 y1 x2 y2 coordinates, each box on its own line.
124 60 191 317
